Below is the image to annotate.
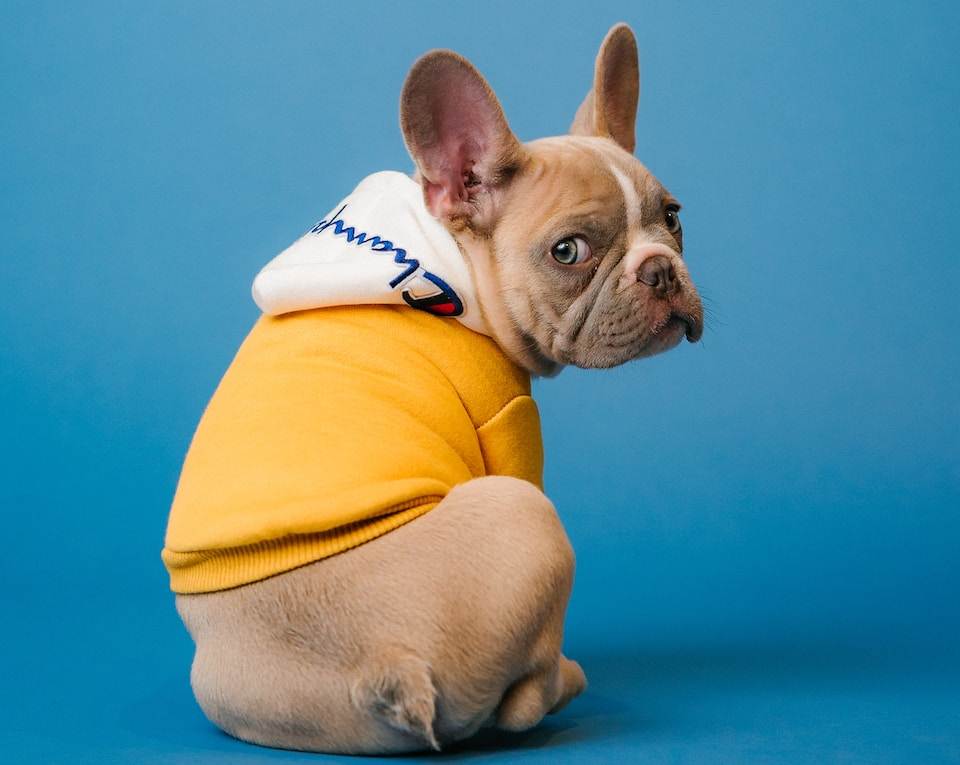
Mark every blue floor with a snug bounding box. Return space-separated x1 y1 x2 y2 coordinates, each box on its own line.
4 594 958 765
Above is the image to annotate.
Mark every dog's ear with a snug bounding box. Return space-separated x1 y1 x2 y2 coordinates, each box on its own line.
401 51 524 227
570 23 639 153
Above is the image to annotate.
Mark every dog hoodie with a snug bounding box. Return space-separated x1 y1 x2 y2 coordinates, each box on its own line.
162 172 543 594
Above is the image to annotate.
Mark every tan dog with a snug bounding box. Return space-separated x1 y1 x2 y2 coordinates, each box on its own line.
176 23 702 754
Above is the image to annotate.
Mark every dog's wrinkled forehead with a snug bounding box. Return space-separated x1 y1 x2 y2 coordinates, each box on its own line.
503 135 670 253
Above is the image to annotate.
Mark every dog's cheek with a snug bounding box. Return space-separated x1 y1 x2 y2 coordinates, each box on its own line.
580 291 654 367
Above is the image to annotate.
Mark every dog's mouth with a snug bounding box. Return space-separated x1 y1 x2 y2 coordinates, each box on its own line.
671 310 703 343
649 308 702 346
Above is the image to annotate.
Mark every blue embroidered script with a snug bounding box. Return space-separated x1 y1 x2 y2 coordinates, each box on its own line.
310 204 464 317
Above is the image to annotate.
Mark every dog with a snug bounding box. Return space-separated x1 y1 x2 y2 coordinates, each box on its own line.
164 23 702 754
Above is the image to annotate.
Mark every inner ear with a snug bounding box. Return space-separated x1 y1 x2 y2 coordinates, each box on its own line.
570 23 639 153
400 50 523 222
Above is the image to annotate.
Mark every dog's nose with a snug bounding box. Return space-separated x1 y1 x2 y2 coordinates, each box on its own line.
637 255 679 297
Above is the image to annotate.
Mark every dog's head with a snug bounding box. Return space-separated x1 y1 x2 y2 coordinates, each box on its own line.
400 23 703 376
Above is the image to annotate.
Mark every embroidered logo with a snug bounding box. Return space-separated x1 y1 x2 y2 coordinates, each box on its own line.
310 204 464 317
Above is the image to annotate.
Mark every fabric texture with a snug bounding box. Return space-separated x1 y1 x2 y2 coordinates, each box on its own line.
162 174 542 594
252 171 490 335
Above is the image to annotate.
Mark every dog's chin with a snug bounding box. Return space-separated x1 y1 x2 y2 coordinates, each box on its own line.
565 316 690 369
632 317 688 359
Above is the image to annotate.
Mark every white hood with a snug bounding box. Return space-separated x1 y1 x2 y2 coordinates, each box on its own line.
252 171 490 336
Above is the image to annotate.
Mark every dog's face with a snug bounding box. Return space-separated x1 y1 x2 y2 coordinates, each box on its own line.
401 24 702 375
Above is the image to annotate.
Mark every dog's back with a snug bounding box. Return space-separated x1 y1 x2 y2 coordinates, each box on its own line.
163 304 542 593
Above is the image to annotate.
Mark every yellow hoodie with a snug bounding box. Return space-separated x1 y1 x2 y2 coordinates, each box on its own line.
162 175 542 594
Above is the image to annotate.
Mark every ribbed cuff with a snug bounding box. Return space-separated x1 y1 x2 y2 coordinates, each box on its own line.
161 498 440 593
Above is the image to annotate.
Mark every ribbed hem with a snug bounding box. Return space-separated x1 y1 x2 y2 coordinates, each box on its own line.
161 497 440 593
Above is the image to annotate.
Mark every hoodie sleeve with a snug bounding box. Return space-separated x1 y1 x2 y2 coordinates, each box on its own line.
475 395 544 489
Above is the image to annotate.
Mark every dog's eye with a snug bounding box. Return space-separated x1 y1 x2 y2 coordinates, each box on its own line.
664 205 681 235
551 236 592 266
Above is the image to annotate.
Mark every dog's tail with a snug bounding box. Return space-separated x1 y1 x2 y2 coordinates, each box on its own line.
350 650 440 751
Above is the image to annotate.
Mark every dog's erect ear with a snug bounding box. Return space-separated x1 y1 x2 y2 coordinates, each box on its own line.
570 23 639 153
401 51 524 226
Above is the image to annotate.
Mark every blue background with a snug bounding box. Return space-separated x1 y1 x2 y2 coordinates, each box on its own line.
2 1 958 762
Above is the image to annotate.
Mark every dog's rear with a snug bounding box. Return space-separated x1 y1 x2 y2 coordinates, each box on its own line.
179 477 582 752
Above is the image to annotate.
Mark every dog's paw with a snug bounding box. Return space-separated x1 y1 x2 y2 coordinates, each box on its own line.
350 651 440 751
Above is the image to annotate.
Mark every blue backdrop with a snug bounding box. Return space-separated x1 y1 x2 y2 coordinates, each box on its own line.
2 2 958 763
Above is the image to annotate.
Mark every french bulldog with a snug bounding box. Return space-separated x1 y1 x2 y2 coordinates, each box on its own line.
173 23 702 754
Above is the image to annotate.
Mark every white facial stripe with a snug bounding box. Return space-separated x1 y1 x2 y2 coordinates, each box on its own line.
589 147 665 294
607 162 641 233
